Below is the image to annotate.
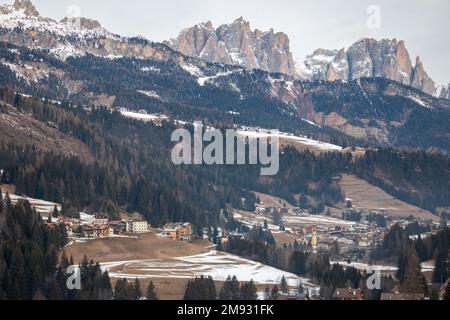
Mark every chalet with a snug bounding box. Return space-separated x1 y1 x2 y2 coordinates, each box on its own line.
109 221 127 234
162 222 192 241
60 217 74 231
93 213 109 225
161 227 178 240
332 288 364 300
84 225 110 238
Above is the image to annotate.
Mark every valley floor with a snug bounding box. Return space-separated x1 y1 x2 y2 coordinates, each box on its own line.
65 233 316 299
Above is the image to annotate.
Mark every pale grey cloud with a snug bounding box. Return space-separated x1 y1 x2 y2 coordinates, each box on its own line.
2 0 449 84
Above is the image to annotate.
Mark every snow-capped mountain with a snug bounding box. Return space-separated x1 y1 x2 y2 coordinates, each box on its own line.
165 17 297 76
297 38 439 96
0 0 179 62
169 20 448 98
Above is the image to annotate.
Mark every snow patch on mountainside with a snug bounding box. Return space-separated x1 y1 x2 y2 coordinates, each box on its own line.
119 109 169 123
237 128 342 151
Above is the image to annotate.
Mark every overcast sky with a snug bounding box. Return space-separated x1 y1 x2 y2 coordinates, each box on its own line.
3 0 449 84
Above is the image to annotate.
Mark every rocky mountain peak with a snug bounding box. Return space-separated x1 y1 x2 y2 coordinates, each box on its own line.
166 18 297 76
439 83 450 99
411 56 436 95
298 38 439 96
60 16 104 31
13 0 39 16
233 16 249 25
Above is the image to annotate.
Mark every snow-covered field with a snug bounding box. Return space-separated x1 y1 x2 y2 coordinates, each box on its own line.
331 260 398 272
9 194 61 214
331 260 436 273
101 250 315 288
282 214 360 227
8 193 94 224
237 129 342 151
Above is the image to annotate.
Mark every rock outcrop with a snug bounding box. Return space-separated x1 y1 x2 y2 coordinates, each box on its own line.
298 38 438 96
166 17 297 76
13 0 39 16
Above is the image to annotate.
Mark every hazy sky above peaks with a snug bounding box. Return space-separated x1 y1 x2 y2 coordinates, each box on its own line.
3 0 450 84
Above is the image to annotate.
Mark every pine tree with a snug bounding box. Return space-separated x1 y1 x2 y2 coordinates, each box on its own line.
133 278 141 300
298 282 304 294
432 249 449 284
219 275 240 300
270 285 280 300
264 285 271 300
398 246 428 294
52 205 59 218
414 235 428 262
146 281 158 300
239 280 257 300
280 276 289 294
443 280 450 300
184 276 216 300
114 279 132 300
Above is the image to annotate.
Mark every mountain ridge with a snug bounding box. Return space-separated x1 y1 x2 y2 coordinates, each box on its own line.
1 1 448 98
169 20 447 98
165 17 297 76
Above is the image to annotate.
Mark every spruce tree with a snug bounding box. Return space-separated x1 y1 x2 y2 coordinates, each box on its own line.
270 285 280 300
398 246 427 294
52 205 59 218
443 280 450 300
264 285 271 300
133 278 141 300
239 280 257 300
298 282 304 294
146 281 158 300
432 249 449 284
114 279 132 300
184 276 216 300
280 276 289 294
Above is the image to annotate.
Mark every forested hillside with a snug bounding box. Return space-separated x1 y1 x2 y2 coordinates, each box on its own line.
351 149 450 213
0 88 348 228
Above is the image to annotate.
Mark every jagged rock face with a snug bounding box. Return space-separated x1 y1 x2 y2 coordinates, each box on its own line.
166 18 297 76
13 0 39 16
439 84 450 99
411 57 436 95
60 17 103 31
347 39 413 84
298 38 437 96
0 0 179 62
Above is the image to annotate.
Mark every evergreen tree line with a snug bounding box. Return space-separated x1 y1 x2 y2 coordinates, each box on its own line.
183 276 258 301
0 195 113 300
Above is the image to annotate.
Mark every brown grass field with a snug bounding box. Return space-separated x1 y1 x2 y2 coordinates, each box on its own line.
65 233 211 264
338 174 438 222
253 191 294 209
